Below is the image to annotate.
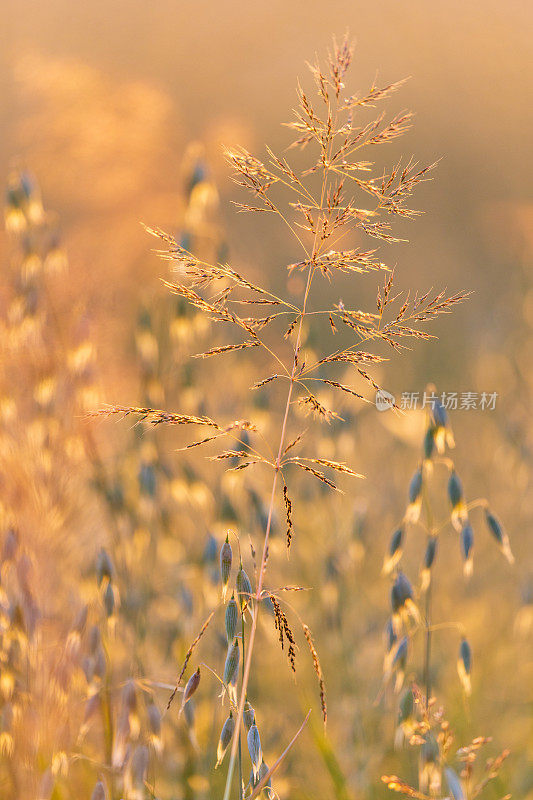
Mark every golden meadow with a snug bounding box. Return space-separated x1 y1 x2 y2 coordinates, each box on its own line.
0 12 532 800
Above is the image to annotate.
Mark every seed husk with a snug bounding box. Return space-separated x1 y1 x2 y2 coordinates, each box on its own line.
220 536 232 600
236 564 253 612
225 596 239 643
180 667 201 713
216 713 235 768
247 723 263 781
224 638 240 686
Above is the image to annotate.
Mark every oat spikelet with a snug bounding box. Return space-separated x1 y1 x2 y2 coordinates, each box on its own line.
302 623 327 726
270 595 297 672
283 483 293 552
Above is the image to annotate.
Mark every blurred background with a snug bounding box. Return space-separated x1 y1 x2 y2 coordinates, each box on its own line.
0 2 532 799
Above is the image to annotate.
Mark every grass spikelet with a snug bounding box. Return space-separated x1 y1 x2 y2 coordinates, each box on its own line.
225 596 239 643
457 637 472 696
167 610 215 710
216 713 235 768
236 564 253 613
484 509 514 564
220 535 232 600
283 483 293 552
223 638 240 687
302 623 327 726
247 723 263 782
180 666 201 715
270 595 297 672
460 522 474 578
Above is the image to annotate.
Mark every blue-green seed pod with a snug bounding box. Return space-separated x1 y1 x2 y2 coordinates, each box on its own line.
419 732 441 795
460 522 474 577
408 468 423 504
421 536 438 591
391 572 413 613
444 767 465 800
383 528 404 574
216 713 235 768
96 549 113 587
225 596 239 643
223 639 240 686
103 582 115 618
384 617 397 653
448 470 463 509
236 565 253 612
398 686 414 725
220 536 232 600
423 427 435 460
457 637 472 695
485 509 514 564
391 636 409 692
247 723 263 781
243 700 255 731
424 537 437 570
392 636 408 670
432 399 447 429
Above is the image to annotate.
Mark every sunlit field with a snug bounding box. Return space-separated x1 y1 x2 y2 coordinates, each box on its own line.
1 4 532 799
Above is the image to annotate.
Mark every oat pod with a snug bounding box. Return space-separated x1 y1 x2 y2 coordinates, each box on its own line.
448 470 467 531
405 466 423 523
391 572 420 630
391 636 409 692
236 564 253 613
180 667 201 714
103 582 115 618
383 527 404 575
419 733 441 796
457 637 472 696
220 536 232 601
431 399 454 453
96 548 113 587
247 723 263 782
460 522 474 578
395 686 415 748
423 427 435 461
485 509 515 564
243 700 256 731
216 712 235 768
147 702 163 754
420 536 437 591
225 596 239 643
247 760 272 795
444 766 465 800
224 638 240 688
